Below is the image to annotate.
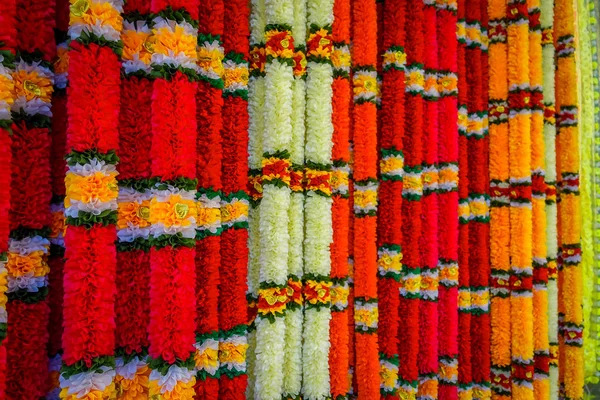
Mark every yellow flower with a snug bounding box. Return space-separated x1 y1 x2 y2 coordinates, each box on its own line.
383 50 406 66
0 73 14 106
458 290 471 308
54 45 70 75
70 0 123 33
403 276 421 292
354 307 378 327
149 195 197 228
219 342 248 365
331 285 349 305
115 366 150 400
422 170 439 185
152 26 197 59
60 382 117 399
12 69 53 103
378 253 402 273
7 251 49 277
380 363 398 389
380 157 404 174
439 76 458 92
65 171 118 206
50 211 67 239
122 29 153 64
194 346 218 371
221 201 248 225
196 205 221 228
466 26 481 44
470 199 489 217
117 201 151 229
406 70 425 88
197 47 224 77
403 175 423 191
439 167 458 186
224 66 249 89
354 189 377 209
331 48 351 69
148 377 196 400
353 74 378 96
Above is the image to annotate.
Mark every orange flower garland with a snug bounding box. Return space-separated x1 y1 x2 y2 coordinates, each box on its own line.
352 0 380 397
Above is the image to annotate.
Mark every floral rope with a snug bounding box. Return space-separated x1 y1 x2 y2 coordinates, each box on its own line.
555 0 584 398
146 0 199 398
436 1 459 399
219 0 250 397
507 0 535 398
352 0 380 397
329 0 351 396
193 0 225 397
61 0 124 398
418 1 440 398
456 0 473 397
465 0 491 397
246 0 266 397
114 0 153 398
0 0 16 397
7 0 56 397
488 0 512 398
378 0 405 397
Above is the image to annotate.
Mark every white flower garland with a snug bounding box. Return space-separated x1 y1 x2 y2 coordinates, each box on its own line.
541 0 558 398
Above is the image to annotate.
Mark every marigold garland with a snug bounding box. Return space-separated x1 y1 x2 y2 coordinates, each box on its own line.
436 1 459 399
7 0 56 397
555 0 584 398
507 1 535 399
193 1 225 398
219 0 250 398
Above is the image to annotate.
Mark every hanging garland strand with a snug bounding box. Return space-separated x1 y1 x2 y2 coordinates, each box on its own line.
61 0 123 398
7 0 56 397
435 1 459 399
465 0 492 396
114 0 153 397
219 0 250 397
555 0 584 398
329 0 351 396
540 0 559 396
193 0 225 397
48 0 69 397
527 0 550 398
282 0 305 397
456 0 473 397
418 1 440 398
488 0 512 397
352 0 380 397
378 0 405 396
507 0 535 398
0 1 16 398
146 0 199 397
246 0 266 397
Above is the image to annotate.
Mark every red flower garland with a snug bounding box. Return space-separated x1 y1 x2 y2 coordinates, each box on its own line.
436 1 459 399
219 0 249 397
194 1 225 397
398 1 424 398
330 0 352 396
378 0 405 397
456 0 473 395
466 0 491 395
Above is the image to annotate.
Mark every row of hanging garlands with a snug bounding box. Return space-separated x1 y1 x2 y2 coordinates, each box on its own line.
0 0 591 399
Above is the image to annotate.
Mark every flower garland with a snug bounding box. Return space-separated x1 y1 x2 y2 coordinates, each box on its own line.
114 1 153 398
464 0 491 397
0 1 16 397
247 0 266 397
418 1 440 398
554 0 583 398
397 2 424 399
507 1 535 398
540 0 558 396
456 0 473 397
194 1 225 398
527 0 550 398
379 0 405 398
7 0 56 397
435 1 459 399
219 0 250 397
253 0 294 398
282 0 305 397
145 1 200 398
352 0 380 397
488 0 512 398
303 1 335 398
48 0 69 392
61 0 123 398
